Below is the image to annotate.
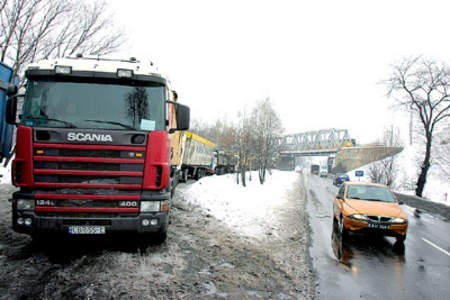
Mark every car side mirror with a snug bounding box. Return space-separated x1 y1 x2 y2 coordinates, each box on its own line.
398 201 404 205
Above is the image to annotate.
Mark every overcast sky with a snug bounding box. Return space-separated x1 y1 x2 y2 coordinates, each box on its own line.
108 0 450 144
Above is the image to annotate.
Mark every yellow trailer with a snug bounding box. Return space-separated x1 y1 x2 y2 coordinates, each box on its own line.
180 131 216 181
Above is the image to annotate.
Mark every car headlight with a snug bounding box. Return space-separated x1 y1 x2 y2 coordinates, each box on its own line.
17 199 35 210
140 201 161 212
391 217 407 223
351 214 368 220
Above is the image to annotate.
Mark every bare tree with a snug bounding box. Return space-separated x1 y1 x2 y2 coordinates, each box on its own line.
235 108 254 187
125 87 148 127
190 117 237 151
252 98 283 184
368 126 402 187
386 57 450 197
0 0 126 83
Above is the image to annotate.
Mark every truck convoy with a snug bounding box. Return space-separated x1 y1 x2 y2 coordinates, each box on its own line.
179 131 216 182
4 56 189 242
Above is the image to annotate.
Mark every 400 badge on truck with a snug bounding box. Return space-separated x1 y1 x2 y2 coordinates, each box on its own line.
5 55 190 243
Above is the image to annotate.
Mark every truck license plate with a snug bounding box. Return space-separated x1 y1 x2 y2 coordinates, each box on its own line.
68 226 106 235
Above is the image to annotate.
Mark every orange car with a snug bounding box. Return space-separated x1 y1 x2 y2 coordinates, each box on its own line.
333 182 408 242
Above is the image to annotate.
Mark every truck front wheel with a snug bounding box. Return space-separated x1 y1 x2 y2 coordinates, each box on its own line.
139 229 167 247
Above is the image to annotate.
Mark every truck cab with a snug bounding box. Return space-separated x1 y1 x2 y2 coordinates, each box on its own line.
6 56 189 242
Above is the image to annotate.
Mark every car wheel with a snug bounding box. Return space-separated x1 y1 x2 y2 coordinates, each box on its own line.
396 235 406 243
332 214 338 229
339 216 348 238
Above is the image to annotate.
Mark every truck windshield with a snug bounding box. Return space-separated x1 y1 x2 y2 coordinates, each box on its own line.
21 79 165 131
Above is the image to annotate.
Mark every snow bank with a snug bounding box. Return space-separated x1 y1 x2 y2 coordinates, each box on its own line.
0 159 11 185
182 170 298 239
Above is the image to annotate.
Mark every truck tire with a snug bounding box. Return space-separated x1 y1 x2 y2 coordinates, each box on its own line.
199 168 205 179
181 169 188 183
139 229 167 248
153 229 167 244
194 169 199 180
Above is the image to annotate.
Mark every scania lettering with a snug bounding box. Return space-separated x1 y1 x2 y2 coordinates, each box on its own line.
5 56 189 243
67 132 113 142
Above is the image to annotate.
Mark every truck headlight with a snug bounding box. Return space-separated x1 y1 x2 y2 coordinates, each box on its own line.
140 201 161 212
17 199 35 210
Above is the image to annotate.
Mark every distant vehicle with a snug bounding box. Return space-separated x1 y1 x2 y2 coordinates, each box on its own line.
180 131 216 182
319 165 328 177
214 150 238 175
310 164 319 175
332 182 408 243
294 166 302 173
333 173 350 186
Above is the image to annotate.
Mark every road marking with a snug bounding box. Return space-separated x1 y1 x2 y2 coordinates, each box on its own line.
422 238 450 257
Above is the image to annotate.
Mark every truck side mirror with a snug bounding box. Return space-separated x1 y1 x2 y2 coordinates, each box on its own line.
175 103 190 131
5 96 17 124
6 85 18 96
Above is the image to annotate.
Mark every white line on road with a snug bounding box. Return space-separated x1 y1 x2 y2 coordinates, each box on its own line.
422 238 450 257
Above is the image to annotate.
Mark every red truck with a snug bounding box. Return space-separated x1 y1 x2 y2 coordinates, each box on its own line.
5 56 189 243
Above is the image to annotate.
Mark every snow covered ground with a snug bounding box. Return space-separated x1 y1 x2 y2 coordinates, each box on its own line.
0 158 11 185
182 171 298 240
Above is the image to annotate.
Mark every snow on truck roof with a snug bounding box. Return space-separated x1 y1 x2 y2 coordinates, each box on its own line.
26 56 166 80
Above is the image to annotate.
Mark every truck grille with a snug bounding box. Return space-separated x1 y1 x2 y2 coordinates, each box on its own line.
32 142 146 215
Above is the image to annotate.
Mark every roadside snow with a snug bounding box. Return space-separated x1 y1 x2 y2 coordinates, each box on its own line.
182 170 298 239
0 159 11 185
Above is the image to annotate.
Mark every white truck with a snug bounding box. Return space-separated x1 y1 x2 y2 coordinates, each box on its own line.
319 164 328 177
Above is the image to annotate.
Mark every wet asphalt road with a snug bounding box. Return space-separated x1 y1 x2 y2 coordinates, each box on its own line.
305 174 450 300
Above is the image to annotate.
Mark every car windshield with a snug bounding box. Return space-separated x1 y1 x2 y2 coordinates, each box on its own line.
21 79 165 131
346 185 397 202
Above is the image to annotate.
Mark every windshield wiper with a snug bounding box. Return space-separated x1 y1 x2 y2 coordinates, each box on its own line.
84 119 135 130
26 116 77 128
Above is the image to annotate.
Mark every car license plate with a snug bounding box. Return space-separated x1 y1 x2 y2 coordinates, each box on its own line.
368 223 389 230
68 226 106 235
